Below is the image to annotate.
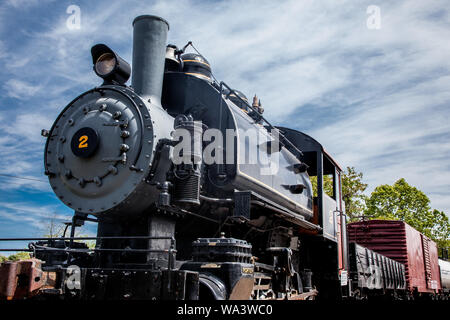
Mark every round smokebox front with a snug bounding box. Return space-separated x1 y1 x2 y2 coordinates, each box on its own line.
45 87 155 215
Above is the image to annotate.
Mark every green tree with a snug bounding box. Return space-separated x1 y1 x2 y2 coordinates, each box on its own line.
310 174 333 198
6 252 31 261
0 254 7 263
342 167 368 221
429 209 450 249
365 178 449 249
41 214 96 249
42 213 67 238
310 166 368 221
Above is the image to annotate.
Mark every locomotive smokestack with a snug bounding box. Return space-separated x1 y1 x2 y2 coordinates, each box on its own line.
132 15 169 105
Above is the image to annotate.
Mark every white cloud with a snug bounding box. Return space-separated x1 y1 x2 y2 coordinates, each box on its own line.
0 0 449 218
0 200 96 239
0 40 7 59
4 0 51 9
0 201 70 232
11 113 53 142
3 79 42 99
309 73 450 213
0 201 66 219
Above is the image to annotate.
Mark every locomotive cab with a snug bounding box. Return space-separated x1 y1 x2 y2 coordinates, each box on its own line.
277 127 350 299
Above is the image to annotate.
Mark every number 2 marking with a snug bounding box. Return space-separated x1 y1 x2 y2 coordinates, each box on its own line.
78 135 88 148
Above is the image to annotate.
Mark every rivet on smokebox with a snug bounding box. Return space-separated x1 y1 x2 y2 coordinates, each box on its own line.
65 170 72 179
78 178 86 188
121 130 130 138
113 111 122 119
94 176 102 186
100 103 107 111
120 144 130 152
108 165 118 175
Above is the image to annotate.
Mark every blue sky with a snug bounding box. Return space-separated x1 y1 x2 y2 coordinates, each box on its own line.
0 0 449 252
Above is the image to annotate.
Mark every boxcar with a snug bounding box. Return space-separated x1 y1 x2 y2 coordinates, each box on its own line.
348 220 442 296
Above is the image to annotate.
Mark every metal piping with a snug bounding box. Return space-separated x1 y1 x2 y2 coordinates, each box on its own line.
199 194 233 204
132 15 169 105
251 200 321 231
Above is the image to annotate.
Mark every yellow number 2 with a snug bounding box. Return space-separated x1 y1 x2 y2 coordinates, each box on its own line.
78 135 88 148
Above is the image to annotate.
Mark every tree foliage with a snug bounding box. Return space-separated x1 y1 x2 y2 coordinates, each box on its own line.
311 168 449 250
429 209 450 249
365 178 450 249
2 252 31 262
310 166 368 221
342 167 368 221
42 215 67 238
310 174 333 198
41 214 96 249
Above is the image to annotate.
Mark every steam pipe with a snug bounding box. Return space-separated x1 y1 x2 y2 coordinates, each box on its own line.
132 15 169 105
199 194 233 204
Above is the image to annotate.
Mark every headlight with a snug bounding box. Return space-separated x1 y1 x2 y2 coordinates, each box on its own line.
91 44 131 85
95 52 116 76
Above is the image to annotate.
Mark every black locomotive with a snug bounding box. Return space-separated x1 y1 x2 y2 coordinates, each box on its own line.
0 15 446 301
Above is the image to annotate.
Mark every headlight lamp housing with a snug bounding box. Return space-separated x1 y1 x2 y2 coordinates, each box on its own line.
91 44 130 85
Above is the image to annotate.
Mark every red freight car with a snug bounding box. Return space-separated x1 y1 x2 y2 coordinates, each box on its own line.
348 220 442 296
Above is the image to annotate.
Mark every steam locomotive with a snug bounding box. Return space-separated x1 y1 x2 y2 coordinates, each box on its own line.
0 15 448 301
